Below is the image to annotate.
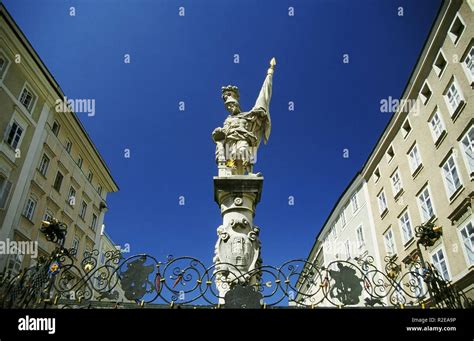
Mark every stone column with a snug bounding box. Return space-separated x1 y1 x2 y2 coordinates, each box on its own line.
213 176 263 302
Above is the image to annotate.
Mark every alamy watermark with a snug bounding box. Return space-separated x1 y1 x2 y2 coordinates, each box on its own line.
55 96 95 117
0 238 38 259
380 96 421 115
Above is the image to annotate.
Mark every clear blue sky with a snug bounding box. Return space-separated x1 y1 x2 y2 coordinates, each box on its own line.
4 0 441 266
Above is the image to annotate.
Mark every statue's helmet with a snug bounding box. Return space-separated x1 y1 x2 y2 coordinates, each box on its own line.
221 85 240 104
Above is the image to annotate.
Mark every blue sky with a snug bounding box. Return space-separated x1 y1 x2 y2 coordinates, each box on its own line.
4 0 441 266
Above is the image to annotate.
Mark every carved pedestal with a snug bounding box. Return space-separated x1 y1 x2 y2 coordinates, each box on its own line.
213 176 263 303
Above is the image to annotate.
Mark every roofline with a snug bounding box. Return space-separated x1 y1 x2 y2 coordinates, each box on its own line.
0 3 119 192
302 171 362 264
359 0 451 177
302 0 451 266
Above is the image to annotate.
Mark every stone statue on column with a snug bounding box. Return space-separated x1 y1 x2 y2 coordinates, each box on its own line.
212 58 275 176
211 58 276 303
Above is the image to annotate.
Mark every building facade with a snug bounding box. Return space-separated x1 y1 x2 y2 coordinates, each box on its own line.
0 4 119 274
298 0 473 306
364 0 473 299
297 174 383 306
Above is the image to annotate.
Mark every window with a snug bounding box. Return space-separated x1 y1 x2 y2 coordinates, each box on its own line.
0 52 9 78
377 190 388 215
384 228 396 256
72 237 80 255
68 187 76 206
7 254 23 275
340 210 346 228
442 155 462 198
433 50 447 78
19 86 35 112
399 210 413 244
52 121 60 136
350 194 359 213
53 171 63 192
65 140 72 153
38 154 50 176
80 201 87 219
431 248 450 281
408 144 422 174
356 225 365 248
77 156 83 169
444 80 464 116
97 185 102 196
91 214 98 231
463 46 474 83
419 82 432 105
0 176 12 209
460 126 474 175
43 209 53 222
87 172 93 183
23 197 37 221
344 240 351 259
402 118 412 138
330 225 337 241
386 145 395 163
418 186 435 222
391 170 403 196
373 167 381 183
5 121 24 149
448 14 465 45
459 220 474 265
429 110 445 143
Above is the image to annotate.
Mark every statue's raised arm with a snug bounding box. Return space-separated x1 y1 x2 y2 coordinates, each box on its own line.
212 58 276 177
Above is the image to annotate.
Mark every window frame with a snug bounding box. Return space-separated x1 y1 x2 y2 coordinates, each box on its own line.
383 228 397 256
53 171 64 192
398 209 414 245
390 169 403 197
91 213 98 231
5 120 25 150
79 201 88 220
408 143 423 175
433 49 448 78
458 218 474 266
431 245 451 281
38 153 50 176
441 153 463 199
0 49 11 79
443 77 465 118
18 83 37 113
428 108 446 145
23 196 37 221
51 120 61 136
0 176 12 209
377 190 388 215
459 125 474 177
350 193 359 213
356 225 365 249
447 14 465 46
462 44 474 85
417 185 436 223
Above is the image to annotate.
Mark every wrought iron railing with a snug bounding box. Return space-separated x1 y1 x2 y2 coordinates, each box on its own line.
0 219 471 309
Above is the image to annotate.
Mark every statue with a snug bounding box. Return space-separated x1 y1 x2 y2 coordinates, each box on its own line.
212 58 276 176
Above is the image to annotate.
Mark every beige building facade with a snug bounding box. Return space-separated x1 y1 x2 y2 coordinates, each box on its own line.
364 0 473 298
298 0 473 306
297 174 383 306
0 4 118 274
